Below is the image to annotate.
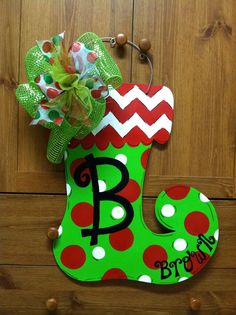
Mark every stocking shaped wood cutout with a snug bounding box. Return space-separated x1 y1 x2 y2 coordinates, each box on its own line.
54 83 219 285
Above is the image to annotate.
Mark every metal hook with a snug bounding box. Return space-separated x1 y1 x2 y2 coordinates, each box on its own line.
101 36 153 95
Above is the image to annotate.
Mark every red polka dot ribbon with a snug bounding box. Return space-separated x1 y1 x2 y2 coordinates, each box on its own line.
31 32 109 127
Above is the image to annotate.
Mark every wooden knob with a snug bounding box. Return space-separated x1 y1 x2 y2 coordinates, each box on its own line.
46 298 57 311
139 38 151 52
47 227 58 240
116 33 128 46
190 297 201 311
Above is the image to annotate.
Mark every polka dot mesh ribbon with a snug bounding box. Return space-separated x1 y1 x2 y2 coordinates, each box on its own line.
16 32 122 164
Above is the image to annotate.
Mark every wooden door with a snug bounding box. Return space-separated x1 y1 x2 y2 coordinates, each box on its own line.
0 0 235 314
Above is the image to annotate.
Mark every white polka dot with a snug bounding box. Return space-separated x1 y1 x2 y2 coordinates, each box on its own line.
115 154 127 165
92 246 105 260
178 277 188 282
66 183 71 196
214 229 219 241
161 204 175 217
173 238 187 251
98 180 106 192
199 193 209 203
138 275 152 283
58 225 63 237
64 150 68 161
111 206 125 219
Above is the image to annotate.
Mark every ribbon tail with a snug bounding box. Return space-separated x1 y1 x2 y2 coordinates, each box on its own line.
47 120 81 164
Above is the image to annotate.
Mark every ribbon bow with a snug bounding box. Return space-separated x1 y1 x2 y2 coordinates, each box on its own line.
32 32 108 127
16 32 122 163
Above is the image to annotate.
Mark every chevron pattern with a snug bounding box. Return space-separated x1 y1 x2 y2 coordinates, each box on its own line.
79 83 174 149
92 113 172 137
108 84 174 110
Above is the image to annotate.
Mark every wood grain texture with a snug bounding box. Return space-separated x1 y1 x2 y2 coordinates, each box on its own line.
0 0 236 313
143 174 234 198
0 194 235 269
133 0 236 197
0 0 20 191
0 266 235 315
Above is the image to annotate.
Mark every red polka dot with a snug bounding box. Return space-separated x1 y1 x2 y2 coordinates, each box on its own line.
118 179 141 203
143 245 168 269
87 51 97 63
102 268 127 280
165 185 190 200
68 138 80 149
109 228 134 251
54 82 61 90
141 149 151 169
40 99 47 105
65 65 76 74
42 41 53 53
185 211 210 236
54 117 63 125
98 85 108 92
71 202 94 227
186 251 210 275
71 42 81 52
49 57 54 64
61 245 86 269
34 75 40 83
38 119 47 125
70 158 89 177
91 89 102 99
41 105 49 110
47 88 59 99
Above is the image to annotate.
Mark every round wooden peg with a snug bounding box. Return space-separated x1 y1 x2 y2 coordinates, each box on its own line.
47 227 58 240
190 297 201 311
116 33 128 46
46 298 57 311
139 38 151 52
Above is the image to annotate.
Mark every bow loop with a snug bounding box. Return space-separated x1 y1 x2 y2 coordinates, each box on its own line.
77 32 122 88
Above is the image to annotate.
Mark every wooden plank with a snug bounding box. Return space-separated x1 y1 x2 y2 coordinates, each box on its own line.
15 0 133 193
132 0 236 197
0 194 235 268
0 0 21 191
0 266 235 315
143 175 234 198
15 172 234 198
16 172 65 194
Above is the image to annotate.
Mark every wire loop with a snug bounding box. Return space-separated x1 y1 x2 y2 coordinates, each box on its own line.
101 36 153 94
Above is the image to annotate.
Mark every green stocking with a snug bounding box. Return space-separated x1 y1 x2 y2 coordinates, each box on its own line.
53 83 219 285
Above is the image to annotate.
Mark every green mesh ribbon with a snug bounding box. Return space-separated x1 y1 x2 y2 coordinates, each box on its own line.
16 32 122 164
